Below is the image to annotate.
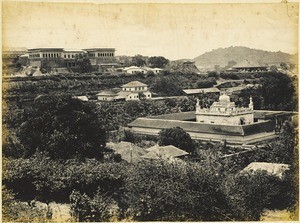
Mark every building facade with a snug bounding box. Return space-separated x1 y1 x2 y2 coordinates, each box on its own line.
195 94 254 125
27 47 116 69
28 48 65 67
97 81 152 101
83 48 116 65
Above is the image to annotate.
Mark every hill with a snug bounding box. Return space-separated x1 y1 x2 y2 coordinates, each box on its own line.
193 46 296 68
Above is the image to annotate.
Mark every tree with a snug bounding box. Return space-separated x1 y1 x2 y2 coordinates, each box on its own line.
75 53 93 73
17 95 107 160
148 56 169 68
131 55 146 67
223 171 287 221
40 60 52 74
158 127 195 154
124 161 232 221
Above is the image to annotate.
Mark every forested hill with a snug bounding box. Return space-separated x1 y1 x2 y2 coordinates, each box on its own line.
193 46 296 68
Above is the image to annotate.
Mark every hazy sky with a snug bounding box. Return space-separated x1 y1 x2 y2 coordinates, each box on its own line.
2 1 299 60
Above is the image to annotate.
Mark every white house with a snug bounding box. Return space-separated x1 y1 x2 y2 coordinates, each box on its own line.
123 66 146 74
151 68 163 74
123 66 163 75
97 81 152 101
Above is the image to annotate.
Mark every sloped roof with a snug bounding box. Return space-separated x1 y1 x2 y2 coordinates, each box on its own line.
97 88 120 96
72 96 88 101
183 87 220 95
148 111 196 121
142 145 188 159
107 141 147 163
114 91 131 99
241 162 290 179
225 86 247 93
129 118 244 136
123 66 143 71
121 81 148 88
63 49 84 52
232 60 267 68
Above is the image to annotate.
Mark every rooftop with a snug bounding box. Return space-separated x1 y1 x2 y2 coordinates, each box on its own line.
129 115 275 136
241 162 290 179
97 88 120 96
121 81 148 88
28 47 64 51
183 87 220 95
83 48 115 52
232 60 267 68
123 66 145 71
107 141 147 163
142 145 189 159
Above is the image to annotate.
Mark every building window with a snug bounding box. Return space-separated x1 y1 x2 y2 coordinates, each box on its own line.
211 121 214 123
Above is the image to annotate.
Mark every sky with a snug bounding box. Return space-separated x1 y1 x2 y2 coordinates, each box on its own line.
2 1 299 60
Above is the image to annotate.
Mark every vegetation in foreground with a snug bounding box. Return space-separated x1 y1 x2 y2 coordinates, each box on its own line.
2 94 298 222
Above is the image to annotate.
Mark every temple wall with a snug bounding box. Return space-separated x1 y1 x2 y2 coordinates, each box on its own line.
196 113 254 125
130 126 275 144
196 113 253 125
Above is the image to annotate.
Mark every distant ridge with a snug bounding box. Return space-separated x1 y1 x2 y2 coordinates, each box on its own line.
192 46 296 68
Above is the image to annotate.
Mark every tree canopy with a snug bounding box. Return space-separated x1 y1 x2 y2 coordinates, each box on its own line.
158 127 195 154
148 56 169 68
75 53 93 73
131 55 147 67
15 95 107 160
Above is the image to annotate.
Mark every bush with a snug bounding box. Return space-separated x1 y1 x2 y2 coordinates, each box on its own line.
70 190 113 222
158 127 195 154
223 171 290 221
16 95 107 160
3 156 128 203
124 160 231 221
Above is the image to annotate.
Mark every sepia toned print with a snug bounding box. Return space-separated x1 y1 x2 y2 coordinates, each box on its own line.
2 1 299 222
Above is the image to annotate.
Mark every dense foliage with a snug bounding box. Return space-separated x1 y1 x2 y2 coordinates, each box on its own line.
3 95 107 160
148 56 169 68
3 153 297 221
158 127 196 154
2 70 298 221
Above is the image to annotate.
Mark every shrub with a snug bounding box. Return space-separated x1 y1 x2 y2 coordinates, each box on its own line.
158 127 195 154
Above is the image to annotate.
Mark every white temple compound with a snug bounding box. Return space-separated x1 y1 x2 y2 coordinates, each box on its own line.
195 93 254 125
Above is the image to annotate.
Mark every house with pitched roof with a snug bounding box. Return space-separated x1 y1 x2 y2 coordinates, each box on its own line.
97 81 152 101
230 60 268 72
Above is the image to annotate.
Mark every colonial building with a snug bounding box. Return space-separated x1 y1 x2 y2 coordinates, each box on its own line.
2 47 28 67
62 49 84 68
26 47 116 69
97 81 152 101
28 48 65 67
128 95 277 144
195 93 254 125
83 48 116 65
